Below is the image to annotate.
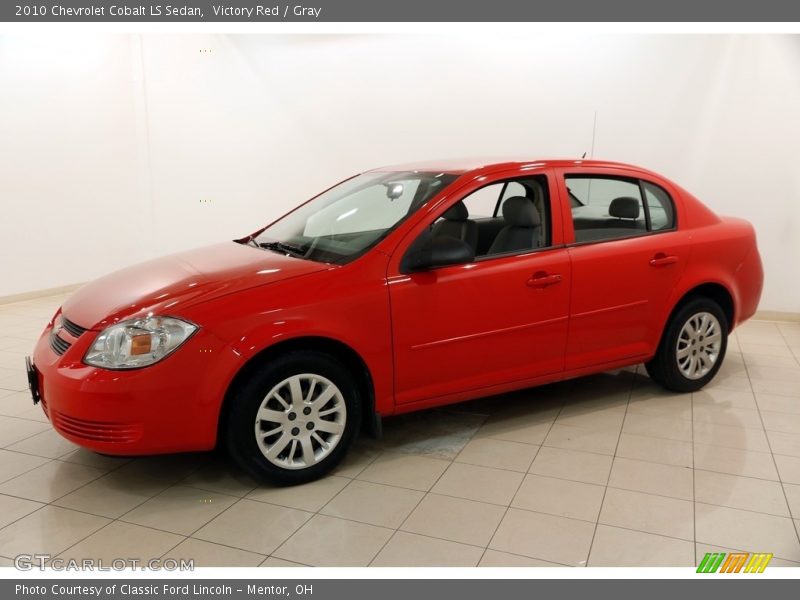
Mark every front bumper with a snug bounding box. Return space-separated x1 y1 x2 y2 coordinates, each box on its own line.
31 315 239 455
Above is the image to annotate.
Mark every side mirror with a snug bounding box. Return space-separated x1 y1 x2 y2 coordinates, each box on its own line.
402 235 475 273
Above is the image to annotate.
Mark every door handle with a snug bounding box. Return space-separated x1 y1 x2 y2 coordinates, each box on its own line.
527 271 562 288
649 253 678 267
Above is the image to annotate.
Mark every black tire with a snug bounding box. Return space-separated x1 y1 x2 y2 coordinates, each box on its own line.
645 296 729 393
225 350 362 485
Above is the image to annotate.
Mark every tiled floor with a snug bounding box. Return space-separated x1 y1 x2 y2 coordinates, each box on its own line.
0 294 799 567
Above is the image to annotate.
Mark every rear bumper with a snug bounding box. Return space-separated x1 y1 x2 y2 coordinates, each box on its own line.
31 317 240 455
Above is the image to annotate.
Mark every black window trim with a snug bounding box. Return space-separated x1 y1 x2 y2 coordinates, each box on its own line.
563 173 678 248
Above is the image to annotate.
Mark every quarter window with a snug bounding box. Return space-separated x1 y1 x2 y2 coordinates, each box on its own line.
642 181 675 231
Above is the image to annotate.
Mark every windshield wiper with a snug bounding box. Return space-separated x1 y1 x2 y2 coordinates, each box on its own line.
258 241 307 258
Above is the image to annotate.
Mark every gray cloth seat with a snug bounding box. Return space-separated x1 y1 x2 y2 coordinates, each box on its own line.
607 196 642 228
431 201 478 253
488 196 541 254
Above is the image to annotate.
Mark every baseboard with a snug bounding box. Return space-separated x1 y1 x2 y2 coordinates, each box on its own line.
753 310 800 323
0 283 84 306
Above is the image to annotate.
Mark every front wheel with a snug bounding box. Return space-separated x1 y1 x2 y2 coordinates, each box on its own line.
225 350 361 485
646 297 728 393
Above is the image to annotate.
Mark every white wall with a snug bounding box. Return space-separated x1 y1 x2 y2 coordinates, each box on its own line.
1 34 798 312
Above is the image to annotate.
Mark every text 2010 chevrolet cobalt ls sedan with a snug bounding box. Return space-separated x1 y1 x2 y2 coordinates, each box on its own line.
27 159 763 483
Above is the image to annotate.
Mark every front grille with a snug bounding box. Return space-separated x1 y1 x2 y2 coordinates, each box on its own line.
49 333 71 356
62 317 88 338
51 410 143 443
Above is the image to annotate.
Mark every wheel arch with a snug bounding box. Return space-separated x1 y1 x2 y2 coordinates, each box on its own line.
216 335 378 447
663 281 736 341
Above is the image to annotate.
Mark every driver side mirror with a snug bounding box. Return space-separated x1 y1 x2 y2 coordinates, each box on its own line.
401 235 475 273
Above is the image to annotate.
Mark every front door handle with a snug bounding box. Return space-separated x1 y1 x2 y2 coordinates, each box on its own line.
527 271 562 288
649 253 678 267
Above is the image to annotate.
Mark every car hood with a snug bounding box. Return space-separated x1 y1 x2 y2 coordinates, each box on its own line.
61 242 331 329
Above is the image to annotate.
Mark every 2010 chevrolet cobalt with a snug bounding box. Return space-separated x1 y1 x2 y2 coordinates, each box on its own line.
27 159 763 484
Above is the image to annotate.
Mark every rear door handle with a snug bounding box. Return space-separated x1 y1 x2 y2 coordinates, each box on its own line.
649 253 678 267
527 272 562 288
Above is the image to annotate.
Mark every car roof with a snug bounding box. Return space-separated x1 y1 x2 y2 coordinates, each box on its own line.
369 158 658 177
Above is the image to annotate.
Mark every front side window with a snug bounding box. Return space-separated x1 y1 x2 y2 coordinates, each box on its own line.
566 175 675 243
429 176 551 258
250 171 458 264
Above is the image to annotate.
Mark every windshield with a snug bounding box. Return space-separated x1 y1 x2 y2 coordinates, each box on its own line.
249 171 459 264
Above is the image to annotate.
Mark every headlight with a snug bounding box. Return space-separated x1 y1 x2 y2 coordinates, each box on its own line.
84 316 198 369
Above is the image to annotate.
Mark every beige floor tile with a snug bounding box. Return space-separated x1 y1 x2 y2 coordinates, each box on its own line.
321 480 423 528
164 538 265 567
767 431 800 458
755 393 800 415
357 453 450 491
747 365 800 383
7 429 79 459
693 405 764 430
555 406 626 431
490 508 594 566
180 460 259 497
0 506 109 557
273 514 392 567
599 487 693 540
693 388 758 410
58 448 131 471
0 459 104 502
784 483 800 519
0 448 50 483
743 353 800 369
588 525 695 566
371 531 482 567
695 503 800 561
431 462 523 505
0 493 44 528
401 493 505 546
627 391 692 420
528 446 612 485
57 521 182 562
478 549 566 567
331 444 381 479
53 470 171 518
738 342 795 358
616 433 693 468
193 499 310 555
608 457 693 500
694 421 771 452
543 424 620 455
622 412 692 442
512 474 604 522
260 557 308 567
751 379 800 397
455 437 539 472
774 454 800 485
695 470 790 517
247 476 349 512
475 410 557 445
761 411 800 435
694 444 778 481
0 416 49 446
705 373 752 393
121 485 239 536
376 409 485 460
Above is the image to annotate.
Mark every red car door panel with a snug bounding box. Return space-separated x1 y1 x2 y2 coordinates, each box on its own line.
388 248 571 405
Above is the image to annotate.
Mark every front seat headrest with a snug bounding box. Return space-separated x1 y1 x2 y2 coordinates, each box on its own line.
609 196 640 219
502 196 541 227
442 201 469 221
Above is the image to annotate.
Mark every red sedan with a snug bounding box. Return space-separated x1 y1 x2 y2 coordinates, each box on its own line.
27 159 763 483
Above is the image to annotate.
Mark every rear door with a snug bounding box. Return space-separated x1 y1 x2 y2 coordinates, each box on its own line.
556 168 692 369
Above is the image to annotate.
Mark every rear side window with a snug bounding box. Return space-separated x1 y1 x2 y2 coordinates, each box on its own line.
566 175 675 243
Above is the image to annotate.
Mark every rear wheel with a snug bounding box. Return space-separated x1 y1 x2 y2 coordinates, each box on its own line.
646 297 728 393
225 351 361 485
